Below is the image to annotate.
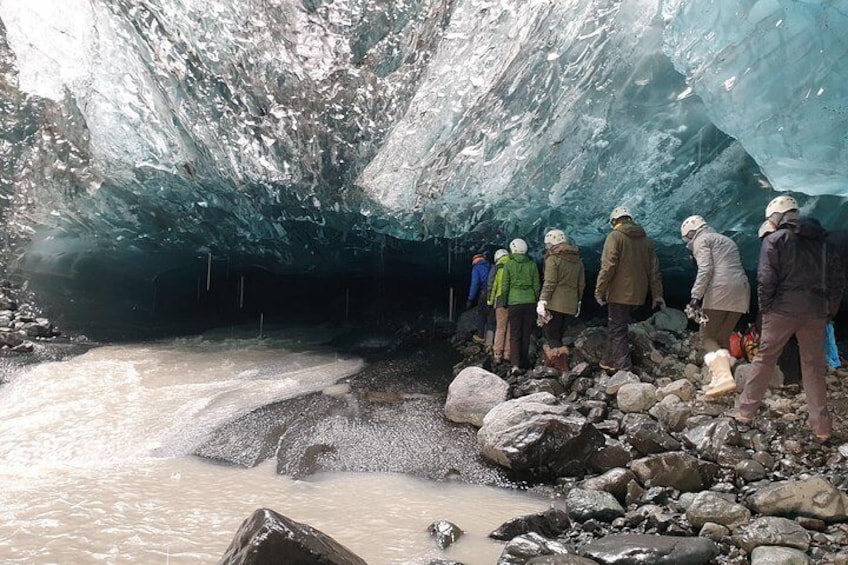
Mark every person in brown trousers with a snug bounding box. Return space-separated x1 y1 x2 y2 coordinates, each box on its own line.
736 195 844 442
537 229 585 372
595 206 665 373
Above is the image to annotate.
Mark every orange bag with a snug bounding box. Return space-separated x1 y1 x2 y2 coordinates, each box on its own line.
729 332 745 360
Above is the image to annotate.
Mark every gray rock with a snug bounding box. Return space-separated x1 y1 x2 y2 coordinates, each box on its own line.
428 520 463 549
514 378 566 398
566 488 625 522
750 545 809 565
527 556 599 565
478 393 604 477
581 534 719 564
749 475 848 522
685 491 751 528
698 522 729 542
657 379 696 402
630 452 717 492
589 442 633 472
582 468 636 504
574 328 607 363
617 383 658 413
648 308 688 335
737 516 811 552
606 371 640 395
445 367 509 427
649 395 691 432
217 508 366 565
498 533 571 565
735 459 767 482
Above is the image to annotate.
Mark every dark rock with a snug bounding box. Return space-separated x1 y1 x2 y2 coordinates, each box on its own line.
0 331 24 348
573 328 607 363
489 508 570 541
566 488 625 522
478 393 605 478
428 520 463 549
589 442 632 472
622 414 681 455
580 534 719 564
217 508 366 565
514 378 566 398
526 556 599 565
681 418 741 462
582 468 635 504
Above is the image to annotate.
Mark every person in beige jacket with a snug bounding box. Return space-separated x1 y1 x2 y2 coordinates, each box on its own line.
680 215 751 399
536 229 585 372
595 206 664 372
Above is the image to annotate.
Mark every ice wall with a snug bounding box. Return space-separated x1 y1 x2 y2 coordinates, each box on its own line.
0 0 846 303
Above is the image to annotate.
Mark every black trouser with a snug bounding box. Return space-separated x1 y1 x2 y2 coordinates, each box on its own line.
604 303 635 371
508 303 536 369
544 311 570 347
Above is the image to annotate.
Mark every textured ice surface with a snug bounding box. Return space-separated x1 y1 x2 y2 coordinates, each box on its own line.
0 0 845 286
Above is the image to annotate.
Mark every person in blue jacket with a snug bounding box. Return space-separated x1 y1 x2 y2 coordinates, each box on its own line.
467 252 494 345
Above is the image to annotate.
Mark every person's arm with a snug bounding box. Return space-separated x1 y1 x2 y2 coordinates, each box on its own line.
757 235 780 313
502 263 512 307
826 241 845 318
540 256 556 302
690 239 713 301
532 260 541 300
595 233 619 302
467 264 481 302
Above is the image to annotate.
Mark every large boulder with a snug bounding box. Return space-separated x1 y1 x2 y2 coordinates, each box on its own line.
748 475 848 522
489 508 571 541
498 533 572 565
581 534 719 564
566 488 625 522
445 366 509 427
217 508 367 565
477 393 605 478
736 516 811 553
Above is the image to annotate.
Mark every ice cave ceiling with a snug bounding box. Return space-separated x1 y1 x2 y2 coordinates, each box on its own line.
0 0 846 289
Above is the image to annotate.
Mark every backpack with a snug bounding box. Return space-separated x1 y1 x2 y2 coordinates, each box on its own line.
741 323 760 362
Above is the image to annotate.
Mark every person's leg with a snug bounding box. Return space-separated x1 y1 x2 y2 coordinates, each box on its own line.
519 304 536 369
493 306 508 361
475 297 487 339
738 312 797 421
508 306 522 369
701 310 741 352
795 318 831 437
544 312 566 348
603 303 633 371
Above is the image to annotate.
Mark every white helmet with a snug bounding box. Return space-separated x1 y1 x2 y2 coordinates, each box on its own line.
544 229 568 248
680 215 707 239
609 206 632 224
757 220 776 239
765 195 798 218
494 248 509 262
509 238 528 254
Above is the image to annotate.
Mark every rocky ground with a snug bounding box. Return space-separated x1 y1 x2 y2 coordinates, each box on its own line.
439 308 848 564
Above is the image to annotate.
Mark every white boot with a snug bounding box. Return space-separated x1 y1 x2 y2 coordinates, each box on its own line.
703 349 737 400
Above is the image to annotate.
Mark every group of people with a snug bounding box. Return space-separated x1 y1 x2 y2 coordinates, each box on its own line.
466 196 846 442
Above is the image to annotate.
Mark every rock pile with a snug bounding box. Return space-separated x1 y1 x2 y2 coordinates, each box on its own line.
444 308 848 564
0 278 61 354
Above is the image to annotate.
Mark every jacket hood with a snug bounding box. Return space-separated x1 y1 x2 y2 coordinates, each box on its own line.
496 254 511 266
471 254 487 265
615 220 646 238
510 253 531 263
547 242 581 260
686 225 714 252
782 216 828 240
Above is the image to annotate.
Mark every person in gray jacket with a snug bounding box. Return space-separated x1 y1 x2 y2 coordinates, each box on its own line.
680 215 751 399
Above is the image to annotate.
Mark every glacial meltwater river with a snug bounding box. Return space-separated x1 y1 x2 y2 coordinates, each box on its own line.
0 327 550 564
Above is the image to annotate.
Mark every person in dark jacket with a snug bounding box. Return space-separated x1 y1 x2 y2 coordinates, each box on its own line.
736 196 845 442
595 206 665 372
466 252 494 345
502 238 540 373
537 229 585 372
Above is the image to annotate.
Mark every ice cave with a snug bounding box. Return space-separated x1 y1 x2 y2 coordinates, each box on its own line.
0 0 846 336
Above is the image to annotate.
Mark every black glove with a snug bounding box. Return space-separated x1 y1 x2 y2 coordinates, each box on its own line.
689 297 702 309
465 300 474 310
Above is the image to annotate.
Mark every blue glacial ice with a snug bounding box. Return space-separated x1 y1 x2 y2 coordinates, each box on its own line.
0 0 845 289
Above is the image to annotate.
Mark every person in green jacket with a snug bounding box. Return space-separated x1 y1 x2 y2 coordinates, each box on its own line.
595 206 665 373
486 248 512 364
502 238 541 373
537 229 585 372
